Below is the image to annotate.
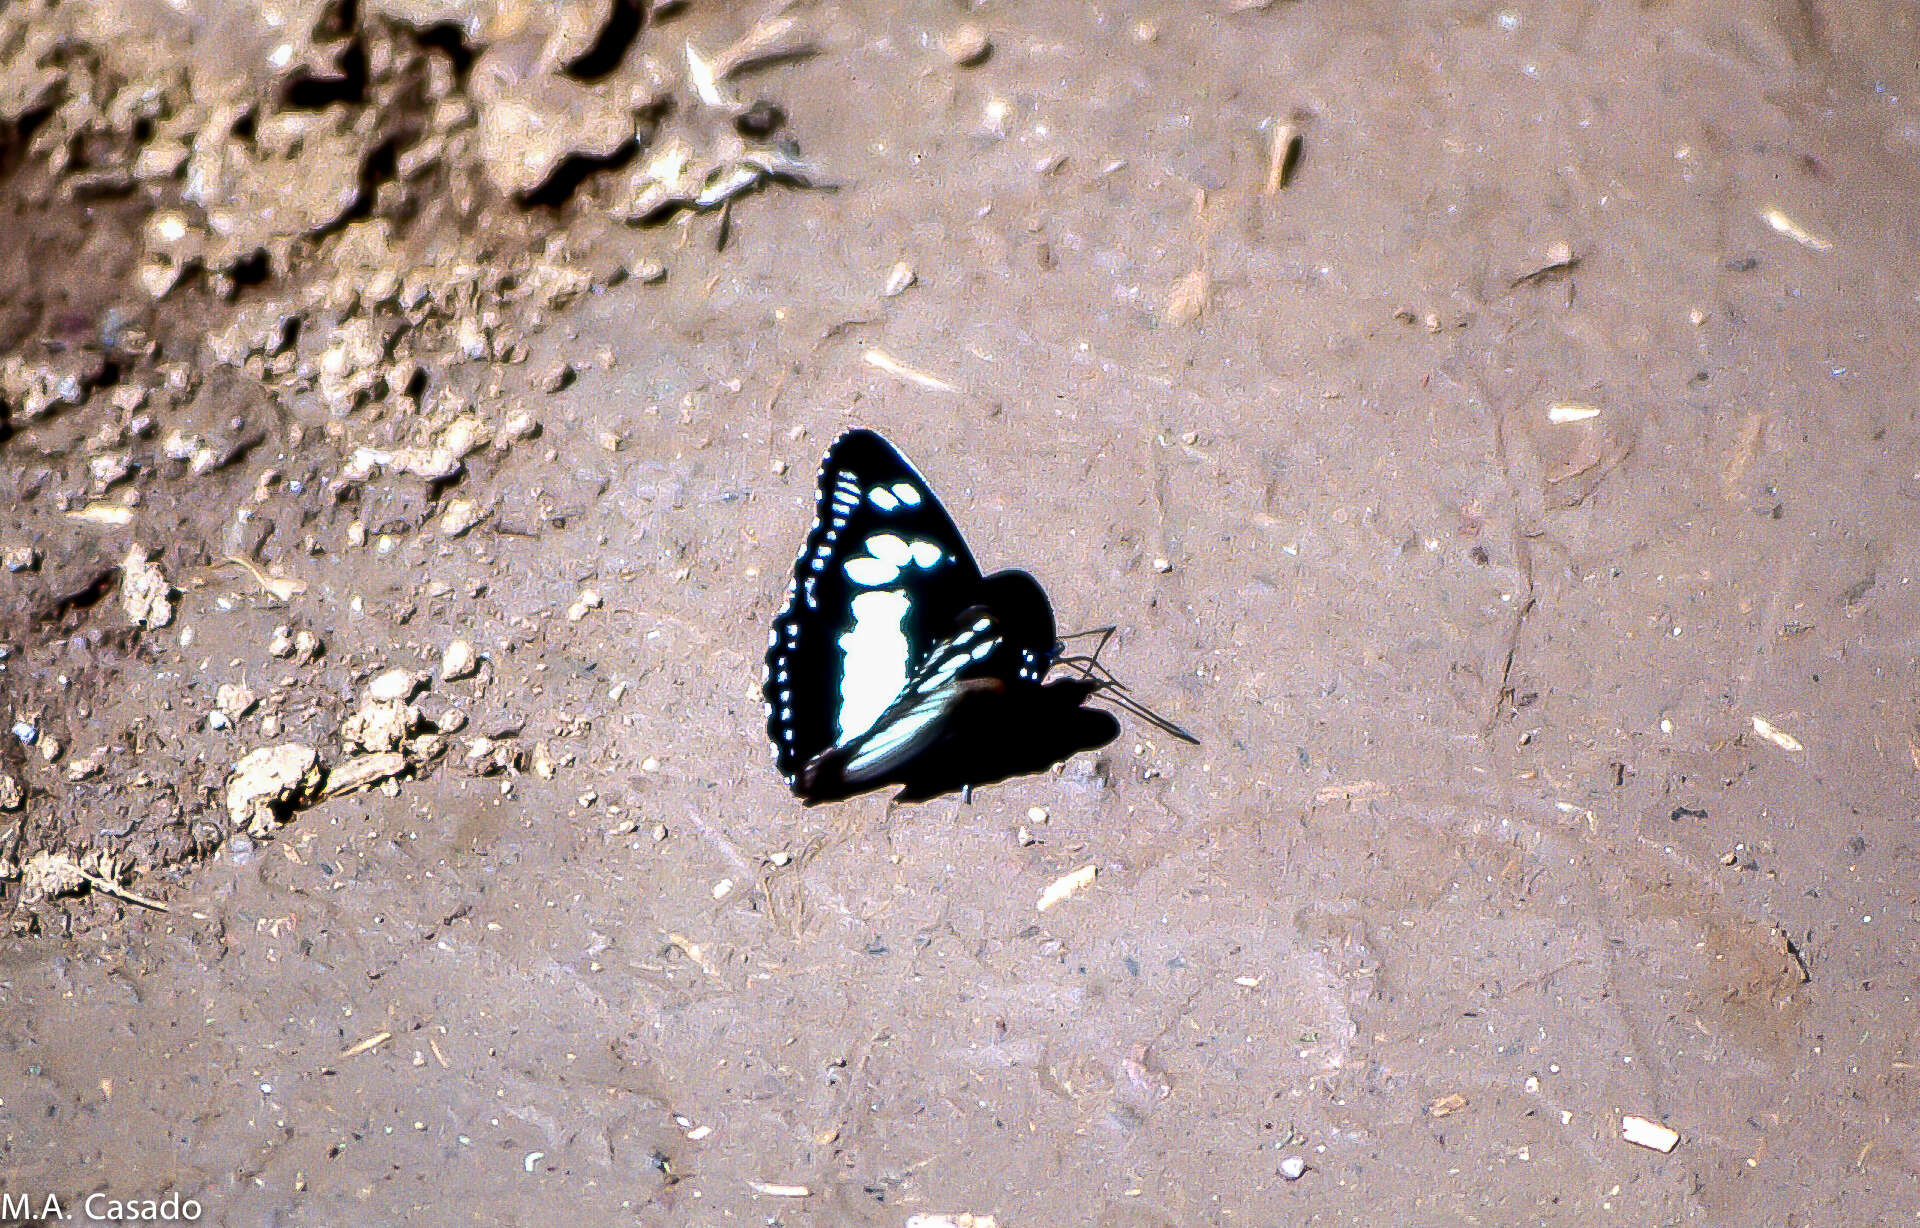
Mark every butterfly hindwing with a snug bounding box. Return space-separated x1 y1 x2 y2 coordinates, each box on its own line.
765 430 984 786
819 605 1022 789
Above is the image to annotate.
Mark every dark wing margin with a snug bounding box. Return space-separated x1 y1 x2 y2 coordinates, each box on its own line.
763 429 983 789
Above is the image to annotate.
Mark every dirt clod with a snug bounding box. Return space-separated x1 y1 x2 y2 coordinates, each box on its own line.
118 546 175 629
225 743 325 836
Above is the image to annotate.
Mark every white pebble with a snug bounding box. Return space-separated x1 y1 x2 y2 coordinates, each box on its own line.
440 639 478 681
367 668 420 702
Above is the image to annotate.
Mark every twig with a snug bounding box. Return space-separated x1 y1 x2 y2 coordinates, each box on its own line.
82 869 170 912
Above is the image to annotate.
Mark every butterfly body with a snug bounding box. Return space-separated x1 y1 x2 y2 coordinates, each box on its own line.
765 429 1183 804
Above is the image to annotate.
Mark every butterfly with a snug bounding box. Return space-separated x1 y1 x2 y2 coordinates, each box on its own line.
764 428 1195 803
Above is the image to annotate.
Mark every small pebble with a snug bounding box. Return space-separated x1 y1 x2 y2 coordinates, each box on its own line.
367 668 420 702
216 682 257 720
441 639 479 681
1280 1156 1307 1181
942 23 992 66
501 409 541 442
440 498 484 537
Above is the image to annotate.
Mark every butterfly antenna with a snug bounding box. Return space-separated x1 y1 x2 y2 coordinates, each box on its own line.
1055 625 1197 743
1088 682 1200 744
1055 626 1120 684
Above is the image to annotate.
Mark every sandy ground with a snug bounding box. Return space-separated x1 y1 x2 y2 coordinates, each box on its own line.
3 0 1918 1224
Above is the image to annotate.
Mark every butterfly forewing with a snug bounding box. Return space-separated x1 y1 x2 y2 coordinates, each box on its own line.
765 430 984 785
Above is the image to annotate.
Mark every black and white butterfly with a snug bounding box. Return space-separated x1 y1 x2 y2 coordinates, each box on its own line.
764 428 1194 804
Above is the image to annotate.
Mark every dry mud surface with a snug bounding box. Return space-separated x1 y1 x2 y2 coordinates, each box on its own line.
2 0 1918 1224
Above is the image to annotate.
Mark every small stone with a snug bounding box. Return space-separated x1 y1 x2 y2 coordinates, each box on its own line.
567 589 603 622
882 261 917 297
440 639 479 681
1163 268 1211 326
530 740 556 780
341 698 420 754
217 682 258 722
267 625 296 658
3 545 41 572
1621 1115 1681 1153
542 363 577 395
319 752 408 798
1279 1156 1307 1181
440 498 485 538
366 668 421 702
1152 557 1172 573
37 736 62 763
120 545 175 629
88 452 133 490
0 774 23 811
226 743 324 836
942 23 993 66
501 409 541 443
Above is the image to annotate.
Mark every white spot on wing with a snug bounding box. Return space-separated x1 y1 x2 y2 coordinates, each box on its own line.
910 539 945 568
836 589 912 741
891 482 922 506
844 557 899 586
868 486 900 511
865 534 912 564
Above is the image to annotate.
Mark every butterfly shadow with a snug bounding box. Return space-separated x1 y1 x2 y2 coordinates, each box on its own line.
881 678 1121 804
